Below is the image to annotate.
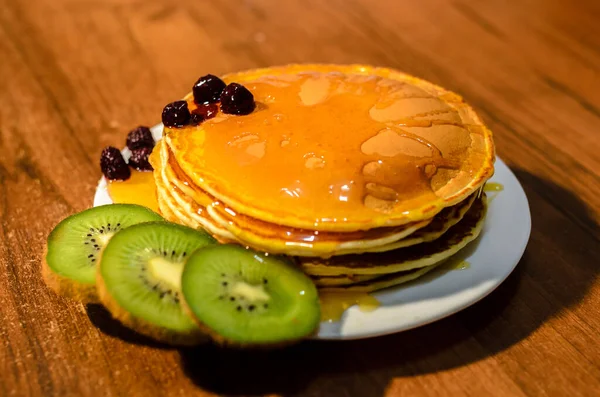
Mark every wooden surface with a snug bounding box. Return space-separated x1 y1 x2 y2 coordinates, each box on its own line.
1 0 599 395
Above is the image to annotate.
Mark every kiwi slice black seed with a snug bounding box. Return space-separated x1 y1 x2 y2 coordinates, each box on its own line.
43 204 163 302
96 221 216 345
181 244 321 346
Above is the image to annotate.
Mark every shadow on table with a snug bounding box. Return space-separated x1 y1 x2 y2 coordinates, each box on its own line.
87 167 598 397
86 304 172 350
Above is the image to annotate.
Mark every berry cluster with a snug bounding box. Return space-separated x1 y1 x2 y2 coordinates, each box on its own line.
100 126 155 181
161 74 256 128
100 74 255 181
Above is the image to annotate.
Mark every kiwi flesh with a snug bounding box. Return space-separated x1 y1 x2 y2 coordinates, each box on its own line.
96 221 216 345
181 244 321 346
43 204 163 302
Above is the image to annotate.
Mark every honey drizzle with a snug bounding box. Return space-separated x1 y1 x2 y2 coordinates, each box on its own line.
107 170 159 212
319 291 381 322
445 259 471 271
484 182 504 192
170 71 477 226
483 182 504 203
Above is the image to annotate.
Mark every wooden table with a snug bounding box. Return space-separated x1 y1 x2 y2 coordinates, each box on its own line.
1 0 599 395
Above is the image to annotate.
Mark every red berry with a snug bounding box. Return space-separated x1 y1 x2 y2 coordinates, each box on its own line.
190 113 203 126
220 83 256 115
129 147 154 171
193 74 226 104
100 147 131 181
190 104 219 125
126 126 154 150
162 101 190 127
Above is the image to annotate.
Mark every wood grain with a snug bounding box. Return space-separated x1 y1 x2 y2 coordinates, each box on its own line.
1 0 599 396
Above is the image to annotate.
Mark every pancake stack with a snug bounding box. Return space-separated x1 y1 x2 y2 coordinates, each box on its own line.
150 64 495 292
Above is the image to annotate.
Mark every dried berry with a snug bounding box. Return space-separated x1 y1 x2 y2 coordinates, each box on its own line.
126 126 154 150
190 104 219 125
162 101 190 128
193 74 226 104
100 146 131 181
129 147 154 171
190 113 203 126
220 83 256 115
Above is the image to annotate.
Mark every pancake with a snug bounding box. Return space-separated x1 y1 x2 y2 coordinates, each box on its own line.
205 204 429 257
155 140 479 258
160 145 432 248
310 193 476 287
145 64 495 298
153 141 236 242
325 190 477 256
164 64 495 232
159 143 435 256
311 273 380 287
156 194 179 224
317 263 442 292
161 144 215 209
299 194 487 276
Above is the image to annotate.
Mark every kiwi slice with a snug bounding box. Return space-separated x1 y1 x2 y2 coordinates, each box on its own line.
181 244 321 346
97 222 215 345
43 204 163 302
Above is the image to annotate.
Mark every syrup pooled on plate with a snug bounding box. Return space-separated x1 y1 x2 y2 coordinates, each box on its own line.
319 291 381 322
484 182 504 192
445 259 471 271
107 170 159 213
483 182 504 203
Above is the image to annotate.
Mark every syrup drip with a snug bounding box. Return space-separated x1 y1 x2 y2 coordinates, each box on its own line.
484 182 504 192
319 291 381 322
107 170 159 213
442 254 471 271
483 182 504 203
446 259 471 270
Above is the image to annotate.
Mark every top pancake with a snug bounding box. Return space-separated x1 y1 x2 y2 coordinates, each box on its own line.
165 64 495 232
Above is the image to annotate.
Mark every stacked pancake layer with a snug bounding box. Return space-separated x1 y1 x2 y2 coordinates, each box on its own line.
150 64 495 292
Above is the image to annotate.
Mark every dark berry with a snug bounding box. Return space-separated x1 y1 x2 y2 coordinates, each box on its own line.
193 74 226 104
190 113 203 126
220 83 256 115
126 126 154 150
190 103 219 125
129 147 154 171
162 101 190 128
100 146 131 181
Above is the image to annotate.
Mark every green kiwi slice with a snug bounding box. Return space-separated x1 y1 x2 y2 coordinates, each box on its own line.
43 204 163 302
97 222 216 345
181 244 321 346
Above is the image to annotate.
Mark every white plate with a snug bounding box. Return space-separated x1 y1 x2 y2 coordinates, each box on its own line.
95 124 531 340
